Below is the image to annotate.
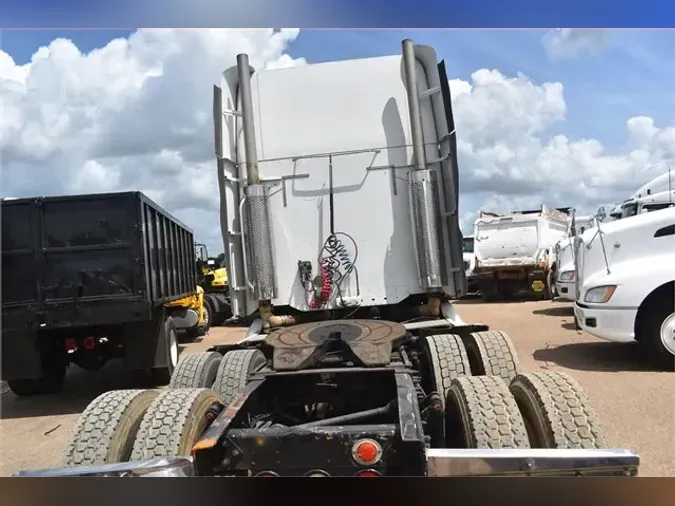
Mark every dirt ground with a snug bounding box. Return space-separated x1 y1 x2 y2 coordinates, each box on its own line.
1 299 673 477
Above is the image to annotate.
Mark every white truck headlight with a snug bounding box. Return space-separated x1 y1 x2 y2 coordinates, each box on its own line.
559 271 575 282
584 285 617 303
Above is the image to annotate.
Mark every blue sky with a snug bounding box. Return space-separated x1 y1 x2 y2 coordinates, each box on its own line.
2 28 674 246
4 28 674 150
1 0 673 28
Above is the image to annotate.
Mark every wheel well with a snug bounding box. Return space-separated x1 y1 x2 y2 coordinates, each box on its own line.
634 281 675 342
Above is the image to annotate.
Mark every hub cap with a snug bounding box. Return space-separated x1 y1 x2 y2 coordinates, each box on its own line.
169 329 179 366
660 313 675 356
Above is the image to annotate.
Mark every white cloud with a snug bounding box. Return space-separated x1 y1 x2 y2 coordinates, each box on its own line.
451 68 675 233
0 29 305 251
542 29 612 60
1 29 673 250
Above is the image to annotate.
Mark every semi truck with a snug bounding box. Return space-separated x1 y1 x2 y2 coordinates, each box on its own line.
573 206 675 371
557 180 673 303
555 213 596 302
1 191 209 395
17 39 639 478
618 189 675 219
472 206 570 301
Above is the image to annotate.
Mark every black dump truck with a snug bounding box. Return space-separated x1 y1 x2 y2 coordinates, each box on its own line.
1 191 201 396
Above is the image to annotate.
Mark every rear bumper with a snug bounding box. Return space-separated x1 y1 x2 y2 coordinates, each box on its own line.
15 448 639 477
573 302 637 343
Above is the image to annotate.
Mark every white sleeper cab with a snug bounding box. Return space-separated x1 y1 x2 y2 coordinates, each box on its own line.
573 207 675 370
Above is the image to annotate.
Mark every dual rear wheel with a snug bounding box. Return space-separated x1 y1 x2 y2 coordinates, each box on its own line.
423 330 607 450
63 332 608 470
63 348 266 467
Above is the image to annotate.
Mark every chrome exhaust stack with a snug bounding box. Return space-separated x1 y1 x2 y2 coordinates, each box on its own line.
236 53 278 304
401 39 444 291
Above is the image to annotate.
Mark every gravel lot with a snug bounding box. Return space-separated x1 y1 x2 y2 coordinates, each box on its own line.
1 299 673 476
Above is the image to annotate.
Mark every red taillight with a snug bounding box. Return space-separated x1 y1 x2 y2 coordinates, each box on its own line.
83 336 96 350
352 438 382 466
356 469 381 477
255 471 278 477
64 338 77 352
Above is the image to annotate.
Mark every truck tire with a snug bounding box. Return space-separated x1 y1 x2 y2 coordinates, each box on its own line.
130 388 222 460
212 349 266 406
63 389 158 466
546 270 557 300
445 376 530 449
200 297 213 334
638 297 675 372
423 334 472 408
206 294 222 326
169 352 222 389
479 290 501 302
181 299 213 343
509 371 607 448
208 293 232 326
150 316 180 386
463 331 520 382
7 352 67 397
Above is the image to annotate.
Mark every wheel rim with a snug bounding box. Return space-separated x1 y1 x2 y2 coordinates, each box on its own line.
203 305 210 327
169 329 179 367
659 313 675 355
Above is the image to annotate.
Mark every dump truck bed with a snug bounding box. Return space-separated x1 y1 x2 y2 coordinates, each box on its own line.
474 206 569 270
1 191 197 331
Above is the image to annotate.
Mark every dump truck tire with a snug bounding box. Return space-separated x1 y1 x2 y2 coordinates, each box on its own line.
169 352 222 389
7 351 67 396
423 334 472 409
479 290 501 302
130 388 222 460
445 376 530 449
463 330 520 382
63 389 159 466
150 316 180 386
212 349 266 406
509 371 607 448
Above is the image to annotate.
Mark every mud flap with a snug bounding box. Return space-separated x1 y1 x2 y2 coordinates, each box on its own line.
528 272 549 298
1 331 43 380
122 307 167 370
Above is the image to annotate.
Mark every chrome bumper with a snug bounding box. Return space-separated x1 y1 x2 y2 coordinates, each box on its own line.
14 449 639 477
426 448 639 477
13 457 195 478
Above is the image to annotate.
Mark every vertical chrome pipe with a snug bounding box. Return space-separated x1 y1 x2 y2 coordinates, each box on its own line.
236 53 260 185
401 39 427 170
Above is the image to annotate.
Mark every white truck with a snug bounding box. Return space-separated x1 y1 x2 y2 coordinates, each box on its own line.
631 170 674 200
462 235 477 293
472 206 570 301
16 39 640 478
573 207 675 371
555 213 596 302
618 189 675 219
558 186 673 304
